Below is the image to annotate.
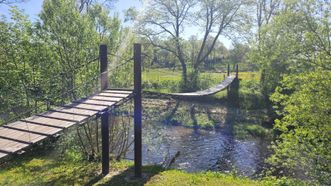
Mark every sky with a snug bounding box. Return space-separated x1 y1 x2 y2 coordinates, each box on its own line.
0 0 232 48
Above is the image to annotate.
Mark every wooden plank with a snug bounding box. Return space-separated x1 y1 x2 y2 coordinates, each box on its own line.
6 121 62 136
0 138 29 153
89 95 123 102
53 107 97 116
104 90 133 94
24 115 76 128
76 99 115 107
97 92 130 98
40 111 88 122
0 127 46 144
65 103 107 111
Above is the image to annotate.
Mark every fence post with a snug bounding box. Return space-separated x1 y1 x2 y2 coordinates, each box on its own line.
134 43 142 178
100 44 108 91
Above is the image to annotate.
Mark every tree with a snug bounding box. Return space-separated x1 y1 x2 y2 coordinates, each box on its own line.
193 0 252 70
250 0 330 112
269 71 331 184
138 0 252 90
76 0 115 13
39 0 99 101
250 0 330 184
256 0 281 41
227 43 252 70
138 0 195 90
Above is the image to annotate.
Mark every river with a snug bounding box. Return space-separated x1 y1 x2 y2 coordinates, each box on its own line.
126 97 269 178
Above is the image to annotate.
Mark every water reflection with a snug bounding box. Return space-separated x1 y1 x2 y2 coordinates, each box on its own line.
126 98 268 177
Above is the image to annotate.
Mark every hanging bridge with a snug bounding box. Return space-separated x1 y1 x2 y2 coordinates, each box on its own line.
0 89 133 159
0 43 238 177
167 75 236 97
0 44 141 165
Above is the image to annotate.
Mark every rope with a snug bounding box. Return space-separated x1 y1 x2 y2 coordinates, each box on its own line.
2 71 101 126
107 58 133 73
107 52 133 62
77 56 99 70
1 51 134 126
53 72 101 102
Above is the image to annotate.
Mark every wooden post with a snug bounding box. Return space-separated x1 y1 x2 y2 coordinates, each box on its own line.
100 44 108 91
235 64 239 79
100 45 110 175
134 43 142 178
101 110 109 175
227 64 230 95
227 64 230 76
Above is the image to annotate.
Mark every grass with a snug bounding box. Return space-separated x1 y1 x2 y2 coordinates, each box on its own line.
0 149 306 186
146 170 261 186
144 69 267 133
0 123 308 186
233 122 270 139
142 68 259 95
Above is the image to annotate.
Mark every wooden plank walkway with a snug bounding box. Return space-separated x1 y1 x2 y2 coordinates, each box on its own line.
167 75 235 97
0 89 133 160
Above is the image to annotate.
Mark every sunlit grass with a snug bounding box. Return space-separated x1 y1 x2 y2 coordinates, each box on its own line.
0 150 304 186
142 68 259 93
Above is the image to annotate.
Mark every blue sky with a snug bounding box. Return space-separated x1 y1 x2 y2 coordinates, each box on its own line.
0 0 232 48
0 0 141 20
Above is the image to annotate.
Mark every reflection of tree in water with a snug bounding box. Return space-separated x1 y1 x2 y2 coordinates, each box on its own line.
139 97 267 176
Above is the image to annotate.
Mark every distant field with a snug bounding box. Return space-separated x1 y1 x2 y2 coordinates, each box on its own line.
142 68 260 96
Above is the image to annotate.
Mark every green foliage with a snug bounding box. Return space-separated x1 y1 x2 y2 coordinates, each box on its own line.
0 0 124 125
250 0 330 99
39 0 100 100
0 7 52 122
268 70 331 184
249 1 330 184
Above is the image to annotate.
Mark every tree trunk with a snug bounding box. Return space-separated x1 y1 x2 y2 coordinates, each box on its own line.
180 60 188 90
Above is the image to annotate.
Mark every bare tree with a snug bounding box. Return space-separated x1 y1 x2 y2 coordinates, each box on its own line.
139 0 195 89
193 0 252 70
256 0 281 41
139 0 252 90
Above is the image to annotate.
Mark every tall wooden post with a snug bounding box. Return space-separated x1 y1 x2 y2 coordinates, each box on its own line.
134 43 142 178
100 44 109 175
100 44 108 90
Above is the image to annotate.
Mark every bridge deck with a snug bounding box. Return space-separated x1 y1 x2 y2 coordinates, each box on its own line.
0 89 133 160
168 75 235 97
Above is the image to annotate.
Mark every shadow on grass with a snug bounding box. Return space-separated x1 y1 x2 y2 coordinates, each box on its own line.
93 165 165 186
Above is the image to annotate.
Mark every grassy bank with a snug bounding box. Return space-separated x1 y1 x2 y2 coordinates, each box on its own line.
0 149 305 186
143 69 267 138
